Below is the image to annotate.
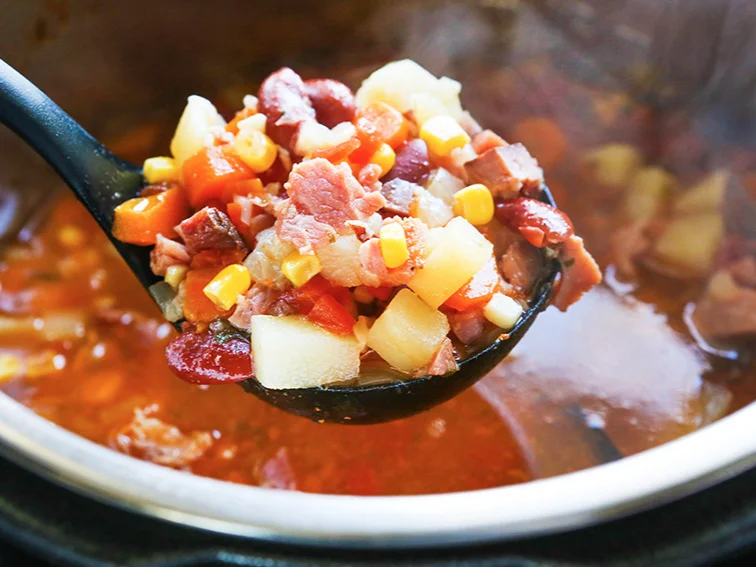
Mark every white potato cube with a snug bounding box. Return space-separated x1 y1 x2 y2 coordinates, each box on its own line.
317 234 363 287
583 143 642 188
250 315 362 389
169 95 226 166
674 170 728 214
652 213 724 277
483 293 524 331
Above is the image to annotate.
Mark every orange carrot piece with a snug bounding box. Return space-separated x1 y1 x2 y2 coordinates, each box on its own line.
183 267 232 322
112 188 189 246
351 102 409 163
182 146 255 208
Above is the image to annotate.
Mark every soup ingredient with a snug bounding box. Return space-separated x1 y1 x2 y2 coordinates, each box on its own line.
112 188 189 245
170 95 226 166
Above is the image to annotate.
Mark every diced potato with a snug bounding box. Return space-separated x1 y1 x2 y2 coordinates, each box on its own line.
250 315 362 389
674 170 728 214
425 167 464 205
353 316 372 348
316 234 363 287
170 95 226 166
583 143 642 188
294 121 356 158
355 59 463 120
408 217 493 308
366 289 450 373
414 187 454 228
624 167 678 221
483 293 524 331
651 213 724 277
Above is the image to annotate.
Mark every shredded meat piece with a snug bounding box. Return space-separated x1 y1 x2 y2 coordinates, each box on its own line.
357 163 383 193
257 67 316 151
380 179 418 216
110 407 212 469
465 144 543 199
228 284 280 330
176 207 247 256
552 236 603 312
359 217 428 287
471 129 508 154
499 240 545 297
448 309 488 345
276 159 386 254
150 234 190 276
424 337 459 376
259 447 297 490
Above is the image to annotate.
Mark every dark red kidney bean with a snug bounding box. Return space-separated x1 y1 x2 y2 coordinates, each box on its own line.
383 139 431 183
166 331 253 384
304 79 356 128
495 197 574 247
258 68 316 150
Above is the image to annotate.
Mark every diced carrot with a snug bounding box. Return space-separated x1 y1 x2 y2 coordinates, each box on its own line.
226 202 246 234
182 146 256 208
313 137 361 164
307 294 357 336
510 117 567 170
183 267 233 322
189 249 247 270
112 188 189 246
225 107 257 135
351 102 409 163
444 257 503 311
281 275 351 314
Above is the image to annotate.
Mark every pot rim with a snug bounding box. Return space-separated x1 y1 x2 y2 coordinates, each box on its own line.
0 393 754 548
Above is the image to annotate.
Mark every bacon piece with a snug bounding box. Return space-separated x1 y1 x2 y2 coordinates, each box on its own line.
552 236 602 311
357 163 383 193
499 240 545 297
380 179 418 216
424 337 458 376
304 79 356 128
276 159 386 254
228 284 280 330
448 309 488 345
495 197 574 248
176 207 248 256
465 144 543 198
150 234 190 276
258 68 316 150
383 139 431 183
471 129 508 154
359 217 428 287
110 407 212 469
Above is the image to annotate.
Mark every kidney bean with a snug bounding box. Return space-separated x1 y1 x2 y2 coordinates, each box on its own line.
383 139 431 183
166 330 253 385
304 79 357 128
258 68 315 150
495 197 574 247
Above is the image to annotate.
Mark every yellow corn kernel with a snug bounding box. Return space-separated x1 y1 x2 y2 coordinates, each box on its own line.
0 353 22 383
353 286 375 304
379 223 409 269
143 157 179 184
58 224 85 248
165 265 189 290
281 251 321 288
369 143 396 176
233 129 278 173
203 264 252 311
453 183 494 226
419 115 471 157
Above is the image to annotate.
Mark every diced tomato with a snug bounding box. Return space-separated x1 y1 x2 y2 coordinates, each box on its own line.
182 146 256 208
313 137 361 164
166 330 252 384
183 267 232 323
280 275 351 314
351 102 409 163
225 107 257 135
112 187 189 246
444 257 503 311
308 294 357 336
366 286 393 301
189 249 246 270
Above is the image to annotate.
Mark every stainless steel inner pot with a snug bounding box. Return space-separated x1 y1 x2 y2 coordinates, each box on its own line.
1 0 755 548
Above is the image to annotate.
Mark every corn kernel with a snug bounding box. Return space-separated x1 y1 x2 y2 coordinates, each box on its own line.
483 293 523 331
379 223 409 269
353 286 375 304
369 143 396 176
281 251 321 288
143 157 179 184
165 265 189 290
419 115 471 157
58 224 85 248
453 183 494 226
233 129 277 173
203 264 252 311
0 353 22 383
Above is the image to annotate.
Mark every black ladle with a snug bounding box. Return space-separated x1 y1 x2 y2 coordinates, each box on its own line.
0 58 560 425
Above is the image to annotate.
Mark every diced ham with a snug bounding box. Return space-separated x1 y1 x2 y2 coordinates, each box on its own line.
359 217 429 287
176 207 248 256
384 139 431 183
424 337 459 376
257 68 316 151
304 79 356 129
495 197 574 247
471 129 508 154
380 179 418 216
448 309 488 345
357 163 383 193
150 234 190 276
110 407 212 469
228 284 280 330
552 236 603 312
499 240 546 297
459 111 483 137
276 158 386 254
465 144 543 199
259 447 297 490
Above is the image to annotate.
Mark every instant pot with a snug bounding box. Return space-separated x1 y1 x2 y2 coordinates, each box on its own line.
1 0 756 565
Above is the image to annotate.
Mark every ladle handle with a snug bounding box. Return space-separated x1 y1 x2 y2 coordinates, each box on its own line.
0 58 141 230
